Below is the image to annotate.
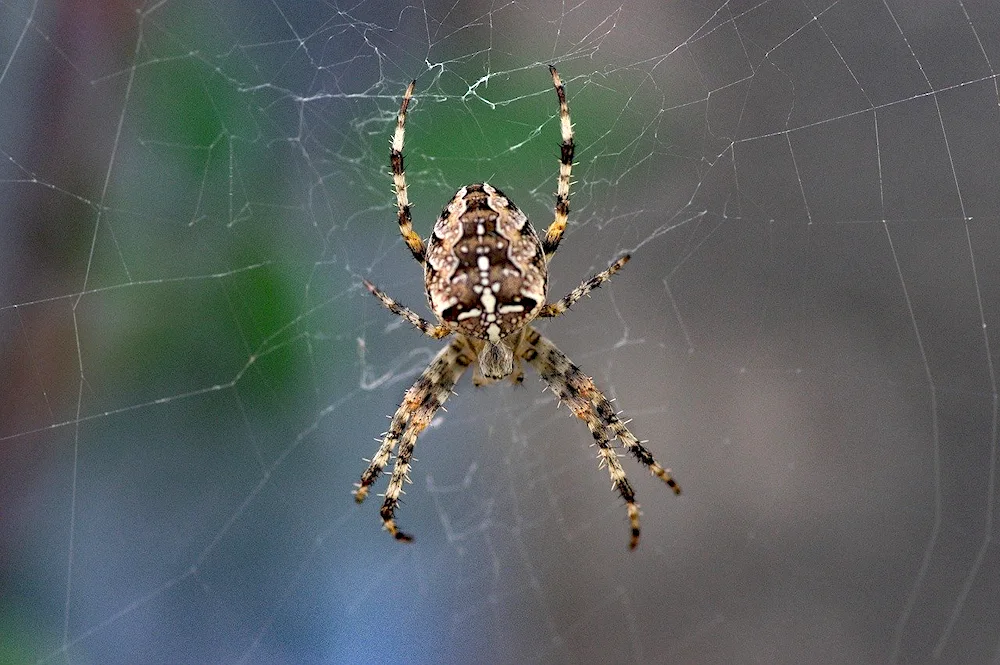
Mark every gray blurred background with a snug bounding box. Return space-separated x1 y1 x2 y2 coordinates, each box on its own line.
3 0 999 663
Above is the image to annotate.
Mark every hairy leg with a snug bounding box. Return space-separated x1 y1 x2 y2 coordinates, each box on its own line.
542 66 575 258
521 328 648 548
355 339 468 503
538 254 630 318
363 279 451 339
378 343 473 541
390 80 426 264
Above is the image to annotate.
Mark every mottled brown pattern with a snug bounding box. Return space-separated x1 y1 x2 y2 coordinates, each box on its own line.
425 183 546 341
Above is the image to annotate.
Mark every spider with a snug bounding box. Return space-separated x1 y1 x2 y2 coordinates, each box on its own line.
355 66 680 549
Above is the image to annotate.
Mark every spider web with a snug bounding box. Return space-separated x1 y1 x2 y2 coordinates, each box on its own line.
2 0 999 662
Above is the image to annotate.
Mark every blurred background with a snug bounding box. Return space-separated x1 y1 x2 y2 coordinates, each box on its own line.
3 0 1000 663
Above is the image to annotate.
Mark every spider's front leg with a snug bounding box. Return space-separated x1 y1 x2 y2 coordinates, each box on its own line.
390 79 426 265
542 65 575 259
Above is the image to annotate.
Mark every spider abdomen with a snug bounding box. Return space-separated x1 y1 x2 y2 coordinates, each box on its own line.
425 183 547 344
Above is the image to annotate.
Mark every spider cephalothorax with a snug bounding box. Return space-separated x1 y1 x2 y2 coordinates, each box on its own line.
356 67 680 549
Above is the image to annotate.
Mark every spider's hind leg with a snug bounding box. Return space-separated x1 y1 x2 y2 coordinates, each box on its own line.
357 339 472 541
594 394 680 494
520 327 678 548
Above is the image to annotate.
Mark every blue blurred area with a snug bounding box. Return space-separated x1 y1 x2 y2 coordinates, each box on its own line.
3 1 1000 664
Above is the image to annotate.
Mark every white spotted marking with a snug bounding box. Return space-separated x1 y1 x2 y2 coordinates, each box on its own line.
457 308 482 321
477 256 490 271
480 288 497 313
476 223 485 235
498 304 524 314
487 323 501 342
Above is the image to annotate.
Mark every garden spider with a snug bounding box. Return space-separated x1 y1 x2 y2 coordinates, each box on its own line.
356 66 680 549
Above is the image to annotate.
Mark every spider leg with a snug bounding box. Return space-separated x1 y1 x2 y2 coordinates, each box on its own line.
538 254 630 318
363 279 452 339
592 390 681 494
355 341 464 503
391 80 426 265
378 341 473 541
542 66 574 259
520 327 645 549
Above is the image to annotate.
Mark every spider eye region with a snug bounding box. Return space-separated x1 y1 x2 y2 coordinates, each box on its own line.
425 183 547 344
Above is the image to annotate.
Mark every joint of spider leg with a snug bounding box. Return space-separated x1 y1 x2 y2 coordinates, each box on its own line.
627 503 641 549
612 470 637 497
560 143 575 165
555 194 570 215
399 84 414 107
390 150 404 175
387 523 414 543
